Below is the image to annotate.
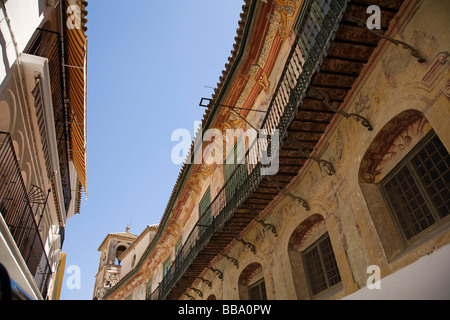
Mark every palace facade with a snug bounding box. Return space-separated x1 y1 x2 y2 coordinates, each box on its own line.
98 0 449 300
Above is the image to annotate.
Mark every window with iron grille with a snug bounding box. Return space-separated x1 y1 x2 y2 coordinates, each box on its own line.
248 278 267 300
303 233 341 296
380 131 450 242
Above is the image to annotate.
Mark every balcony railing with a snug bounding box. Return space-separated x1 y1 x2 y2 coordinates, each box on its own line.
149 0 348 300
26 28 72 215
0 132 52 298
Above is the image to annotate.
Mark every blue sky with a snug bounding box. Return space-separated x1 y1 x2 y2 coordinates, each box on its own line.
60 0 244 300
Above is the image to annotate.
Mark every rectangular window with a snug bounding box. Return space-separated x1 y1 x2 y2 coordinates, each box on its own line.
146 278 152 299
175 237 182 254
303 233 341 296
224 141 238 188
174 237 182 271
380 131 450 242
163 257 171 277
248 278 267 300
223 137 247 203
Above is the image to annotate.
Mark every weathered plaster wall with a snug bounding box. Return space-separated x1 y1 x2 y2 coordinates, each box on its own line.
105 0 449 301
182 0 450 300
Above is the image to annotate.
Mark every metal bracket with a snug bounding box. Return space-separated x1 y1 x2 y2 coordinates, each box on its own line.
200 97 262 131
189 287 203 298
206 266 223 280
27 185 50 205
199 97 268 113
197 277 212 288
28 186 51 229
183 293 195 300
248 205 278 237
219 252 239 268
234 236 256 254
345 15 426 63
266 176 310 210
253 217 278 237
231 108 259 131
228 226 256 254
285 137 335 175
309 87 373 131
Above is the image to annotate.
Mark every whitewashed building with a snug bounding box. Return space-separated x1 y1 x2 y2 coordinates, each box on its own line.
0 0 88 300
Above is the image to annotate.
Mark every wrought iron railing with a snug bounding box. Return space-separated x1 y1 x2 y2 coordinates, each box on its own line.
26 28 72 215
0 132 52 298
149 0 348 300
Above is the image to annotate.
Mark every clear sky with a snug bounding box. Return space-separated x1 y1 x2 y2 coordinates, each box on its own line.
60 0 244 300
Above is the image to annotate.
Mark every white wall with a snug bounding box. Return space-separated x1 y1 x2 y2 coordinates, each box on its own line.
0 0 52 85
120 229 157 277
343 244 450 300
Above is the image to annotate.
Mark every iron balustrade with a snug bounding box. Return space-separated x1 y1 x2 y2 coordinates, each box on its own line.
0 132 52 298
27 28 72 215
149 0 348 300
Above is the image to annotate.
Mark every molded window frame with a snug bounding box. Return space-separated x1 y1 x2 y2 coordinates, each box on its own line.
379 130 450 246
302 232 342 298
248 278 267 300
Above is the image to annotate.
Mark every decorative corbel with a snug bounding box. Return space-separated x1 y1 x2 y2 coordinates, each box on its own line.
258 71 271 94
189 287 203 298
228 225 256 254
266 176 310 210
206 266 223 280
285 137 335 175
183 293 195 300
234 236 256 254
252 64 271 94
248 205 278 237
249 206 278 237
309 86 373 131
253 217 278 237
345 14 426 63
197 277 212 288
219 251 239 268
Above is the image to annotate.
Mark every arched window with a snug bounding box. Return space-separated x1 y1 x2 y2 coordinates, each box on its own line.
115 245 127 265
359 110 450 259
238 262 266 300
288 214 341 299
379 131 449 241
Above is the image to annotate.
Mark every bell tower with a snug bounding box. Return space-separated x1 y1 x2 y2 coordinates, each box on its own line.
93 226 138 300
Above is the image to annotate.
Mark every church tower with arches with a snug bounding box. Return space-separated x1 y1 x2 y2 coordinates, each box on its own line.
93 226 137 300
